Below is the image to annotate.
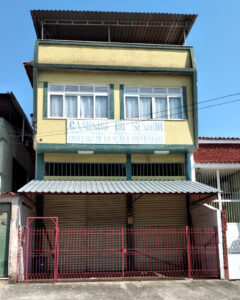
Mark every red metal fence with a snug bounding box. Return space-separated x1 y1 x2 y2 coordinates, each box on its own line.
17 226 219 282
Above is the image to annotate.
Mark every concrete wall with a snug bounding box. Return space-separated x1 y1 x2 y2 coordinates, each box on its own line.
191 204 218 227
0 195 36 282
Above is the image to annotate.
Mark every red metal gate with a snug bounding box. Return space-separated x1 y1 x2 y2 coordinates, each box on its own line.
17 220 219 282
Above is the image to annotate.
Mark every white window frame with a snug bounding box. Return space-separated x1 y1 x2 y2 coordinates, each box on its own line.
124 86 184 120
47 84 110 119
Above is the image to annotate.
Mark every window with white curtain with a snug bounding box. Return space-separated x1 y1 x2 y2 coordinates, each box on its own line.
124 86 184 120
48 84 109 119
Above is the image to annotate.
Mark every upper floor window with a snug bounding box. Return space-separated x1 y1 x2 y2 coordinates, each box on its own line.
124 86 185 120
48 84 109 119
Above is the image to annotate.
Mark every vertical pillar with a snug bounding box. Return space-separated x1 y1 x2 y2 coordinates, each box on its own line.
126 154 132 181
216 169 222 210
36 153 44 180
186 152 195 181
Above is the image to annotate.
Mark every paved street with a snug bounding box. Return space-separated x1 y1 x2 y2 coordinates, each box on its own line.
0 280 240 300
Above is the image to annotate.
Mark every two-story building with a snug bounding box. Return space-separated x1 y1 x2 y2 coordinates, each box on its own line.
18 10 222 282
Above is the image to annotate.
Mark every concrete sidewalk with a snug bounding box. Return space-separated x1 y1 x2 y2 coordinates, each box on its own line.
0 280 240 300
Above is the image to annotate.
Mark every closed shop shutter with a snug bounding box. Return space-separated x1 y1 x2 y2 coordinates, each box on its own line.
133 194 187 272
44 194 87 227
133 194 187 227
86 194 126 272
87 195 126 228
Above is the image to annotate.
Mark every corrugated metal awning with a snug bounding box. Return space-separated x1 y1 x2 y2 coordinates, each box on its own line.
31 10 197 45
18 180 218 194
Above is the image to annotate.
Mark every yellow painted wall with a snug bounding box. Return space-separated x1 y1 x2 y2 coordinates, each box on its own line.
37 71 194 145
45 153 184 163
38 44 191 69
44 153 126 163
131 154 185 163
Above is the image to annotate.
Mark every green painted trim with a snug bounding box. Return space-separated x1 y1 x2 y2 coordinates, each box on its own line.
185 152 191 180
43 82 48 118
109 84 114 119
38 39 193 51
37 143 195 154
182 86 188 120
35 63 194 74
120 85 124 119
126 154 132 180
36 153 44 180
189 47 198 148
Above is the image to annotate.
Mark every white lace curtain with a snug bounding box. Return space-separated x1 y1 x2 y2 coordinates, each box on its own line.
50 95 108 118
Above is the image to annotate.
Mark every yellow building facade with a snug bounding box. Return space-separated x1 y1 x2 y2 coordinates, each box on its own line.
33 40 197 181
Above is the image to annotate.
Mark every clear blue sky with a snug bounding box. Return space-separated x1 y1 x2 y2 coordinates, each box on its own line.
0 0 239 137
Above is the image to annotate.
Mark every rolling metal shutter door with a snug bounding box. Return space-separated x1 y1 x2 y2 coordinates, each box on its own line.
87 195 126 228
133 194 187 227
44 194 126 227
133 194 187 271
44 194 87 227
86 195 126 271
44 194 126 273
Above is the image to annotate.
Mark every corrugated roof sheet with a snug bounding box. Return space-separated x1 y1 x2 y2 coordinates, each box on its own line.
31 10 197 45
18 180 218 194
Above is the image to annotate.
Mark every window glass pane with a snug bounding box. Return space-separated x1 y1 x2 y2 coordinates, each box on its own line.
140 97 152 119
154 87 167 94
49 84 64 92
50 95 63 117
169 97 183 119
65 96 77 118
139 87 152 94
80 85 94 92
125 86 138 94
168 88 181 95
80 96 93 118
155 97 168 119
96 96 108 118
65 85 79 92
95 86 108 93
125 96 138 118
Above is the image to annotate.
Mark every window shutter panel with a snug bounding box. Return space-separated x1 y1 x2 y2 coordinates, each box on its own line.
43 82 48 118
120 84 124 119
182 86 188 119
109 84 114 119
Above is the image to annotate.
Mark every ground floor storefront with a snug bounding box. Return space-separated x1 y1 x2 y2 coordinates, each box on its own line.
16 180 225 282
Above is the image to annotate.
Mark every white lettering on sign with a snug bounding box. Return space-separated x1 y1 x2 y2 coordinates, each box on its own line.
67 120 165 145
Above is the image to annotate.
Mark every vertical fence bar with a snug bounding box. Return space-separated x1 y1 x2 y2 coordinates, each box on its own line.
54 227 59 282
25 223 30 283
121 227 125 279
186 226 192 278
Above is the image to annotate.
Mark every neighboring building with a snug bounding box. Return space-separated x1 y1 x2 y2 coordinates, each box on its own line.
194 137 240 280
0 93 34 279
18 10 222 282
